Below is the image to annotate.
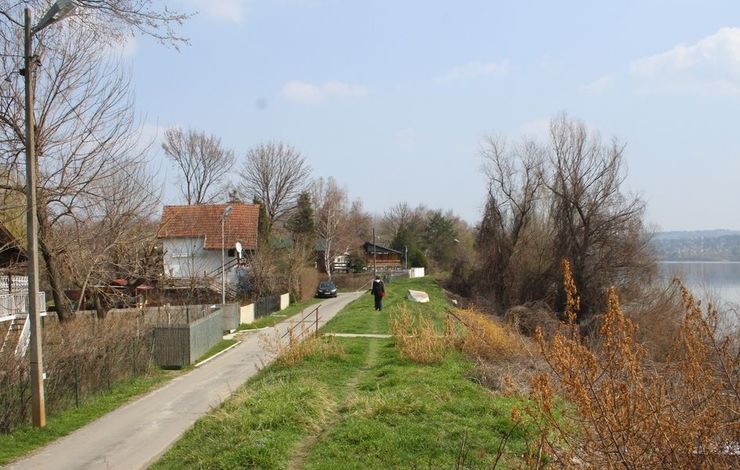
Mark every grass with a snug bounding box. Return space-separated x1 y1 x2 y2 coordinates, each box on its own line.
153 276 537 469
0 369 177 466
196 338 238 364
238 297 322 330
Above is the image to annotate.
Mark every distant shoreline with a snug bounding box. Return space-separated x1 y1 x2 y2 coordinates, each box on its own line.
658 260 740 264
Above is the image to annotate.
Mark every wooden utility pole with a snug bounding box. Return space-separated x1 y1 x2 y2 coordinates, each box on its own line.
372 228 377 278
25 7 46 428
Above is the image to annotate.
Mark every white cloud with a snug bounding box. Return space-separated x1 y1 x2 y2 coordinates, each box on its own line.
582 74 616 94
185 0 248 23
280 80 368 104
435 60 509 84
630 27 740 95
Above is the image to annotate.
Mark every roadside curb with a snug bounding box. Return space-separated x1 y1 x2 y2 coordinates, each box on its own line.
194 340 242 368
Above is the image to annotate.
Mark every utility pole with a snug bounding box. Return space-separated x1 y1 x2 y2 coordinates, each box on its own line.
372 228 376 278
20 0 77 428
221 206 233 305
24 6 45 428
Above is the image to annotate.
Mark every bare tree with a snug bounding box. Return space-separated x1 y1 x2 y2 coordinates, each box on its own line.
545 116 653 321
312 177 350 280
0 15 159 321
477 136 546 308
239 142 311 237
467 116 653 323
380 202 427 242
0 1 191 49
162 128 235 205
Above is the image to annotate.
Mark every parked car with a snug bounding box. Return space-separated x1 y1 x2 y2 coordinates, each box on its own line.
315 281 338 298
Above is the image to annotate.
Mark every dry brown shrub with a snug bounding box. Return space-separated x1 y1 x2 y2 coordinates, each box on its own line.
504 302 559 339
259 322 345 366
528 259 740 469
452 308 525 363
0 312 154 433
389 304 447 364
620 283 684 362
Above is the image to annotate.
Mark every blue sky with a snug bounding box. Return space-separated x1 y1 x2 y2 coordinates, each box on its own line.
125 0 739 230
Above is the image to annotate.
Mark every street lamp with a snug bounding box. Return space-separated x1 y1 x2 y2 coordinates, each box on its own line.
23 0 77 429
220 206 233 305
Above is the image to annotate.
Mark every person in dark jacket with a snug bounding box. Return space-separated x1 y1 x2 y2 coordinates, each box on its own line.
370 276 385 311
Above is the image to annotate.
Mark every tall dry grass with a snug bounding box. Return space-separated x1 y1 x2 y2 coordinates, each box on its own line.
259 321 344 366
0 313 154 433
526 259 740 468
389 304 524 365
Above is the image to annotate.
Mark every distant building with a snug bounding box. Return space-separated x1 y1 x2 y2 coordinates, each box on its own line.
362 242 403 271
157 203 260 284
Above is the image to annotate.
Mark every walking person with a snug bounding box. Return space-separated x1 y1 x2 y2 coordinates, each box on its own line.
370 276 385 311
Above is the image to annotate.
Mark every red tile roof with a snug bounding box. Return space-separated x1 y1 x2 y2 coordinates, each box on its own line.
157 203 260 250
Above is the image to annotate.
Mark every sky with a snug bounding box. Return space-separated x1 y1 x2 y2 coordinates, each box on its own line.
123 0 740 231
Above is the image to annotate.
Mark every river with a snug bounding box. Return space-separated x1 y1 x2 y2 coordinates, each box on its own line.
658 262 740 304
658 261 740 329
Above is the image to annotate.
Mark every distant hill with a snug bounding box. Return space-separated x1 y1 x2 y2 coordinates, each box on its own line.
651 230 740 261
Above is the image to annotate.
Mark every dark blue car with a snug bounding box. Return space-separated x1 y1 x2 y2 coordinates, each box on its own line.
315 281 337 298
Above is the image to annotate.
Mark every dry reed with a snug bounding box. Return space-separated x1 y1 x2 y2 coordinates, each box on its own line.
258 321 344 366
0 312 154 433
389 304 447 364
526 259 740 468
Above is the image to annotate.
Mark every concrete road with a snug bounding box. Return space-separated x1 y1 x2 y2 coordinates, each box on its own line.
8 292 363 470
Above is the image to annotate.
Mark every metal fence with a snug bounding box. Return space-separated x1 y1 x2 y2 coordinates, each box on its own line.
0 292 46 320
153 309 224 368
218 303 240 332
0 275 28 295
254 295 280 319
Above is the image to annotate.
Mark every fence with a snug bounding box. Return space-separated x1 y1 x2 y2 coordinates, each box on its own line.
218 303 239 332
254 295 280 319
0 314 154 434
0 275 27 295
0 292 46 320
83 304 217 325
153 309 224 368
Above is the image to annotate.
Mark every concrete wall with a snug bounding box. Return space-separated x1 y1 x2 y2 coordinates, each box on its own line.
239 303 255 324
218 303 239 332
280 293 290 310
408 268 425 278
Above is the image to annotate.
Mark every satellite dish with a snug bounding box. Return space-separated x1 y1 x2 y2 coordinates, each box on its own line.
235 241 243 258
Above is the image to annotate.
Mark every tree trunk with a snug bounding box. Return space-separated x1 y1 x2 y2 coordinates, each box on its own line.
37 208 74 322
93 290 109 320
38 236 73 321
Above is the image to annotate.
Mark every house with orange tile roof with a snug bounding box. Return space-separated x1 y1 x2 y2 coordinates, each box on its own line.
157 203 260 285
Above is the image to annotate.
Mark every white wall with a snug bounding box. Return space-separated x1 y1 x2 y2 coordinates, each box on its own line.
280 293 290 310
162 237 238 282
408 267 425 278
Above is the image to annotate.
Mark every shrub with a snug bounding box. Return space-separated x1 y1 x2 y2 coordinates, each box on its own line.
451 308 523 362
389 305 447 364
528 260 740 468
0 312 154 433
259 322 344 366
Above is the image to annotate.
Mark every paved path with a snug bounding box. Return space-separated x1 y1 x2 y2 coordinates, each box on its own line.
8 292 363 470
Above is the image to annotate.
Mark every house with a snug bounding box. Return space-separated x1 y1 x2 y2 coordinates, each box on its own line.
157 203 260 287
0 223 25 278
0 223 43 358
316 239 351 274
362 242 404 271
0 222 30 310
